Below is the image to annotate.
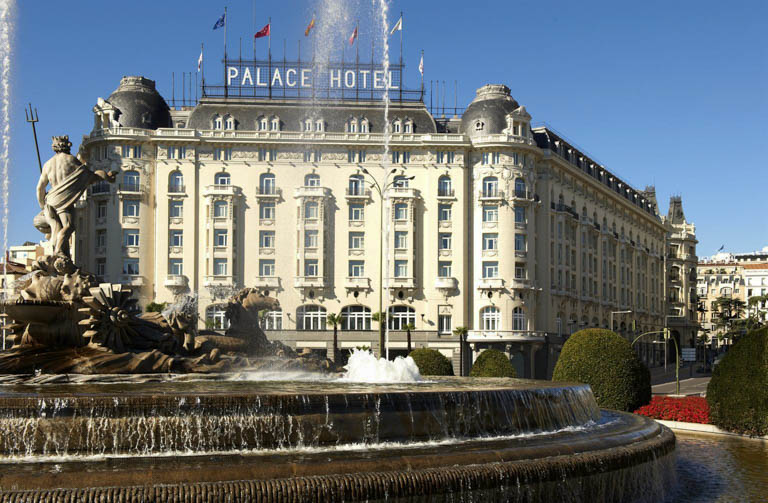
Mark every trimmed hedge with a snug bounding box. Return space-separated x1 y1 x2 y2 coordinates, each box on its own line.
552 328 651 412
409 348 454 376
469 349 516 378
706 327 768 436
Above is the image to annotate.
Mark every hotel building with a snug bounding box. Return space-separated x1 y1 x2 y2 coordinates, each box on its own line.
73 75 696 376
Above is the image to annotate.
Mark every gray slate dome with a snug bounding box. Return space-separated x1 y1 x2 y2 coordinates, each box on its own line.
107 76 171 130
460 84 520 138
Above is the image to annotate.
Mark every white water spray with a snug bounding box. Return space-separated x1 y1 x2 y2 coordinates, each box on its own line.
376 0 391 162
0 1 13 292
341 349 422 382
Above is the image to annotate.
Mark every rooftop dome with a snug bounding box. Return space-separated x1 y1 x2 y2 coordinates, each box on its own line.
106 76 171 130
460 84 520 138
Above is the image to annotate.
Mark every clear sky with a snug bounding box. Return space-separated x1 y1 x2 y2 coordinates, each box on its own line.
6 0 767 256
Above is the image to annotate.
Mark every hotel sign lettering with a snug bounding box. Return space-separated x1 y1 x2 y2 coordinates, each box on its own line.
226 64 400 90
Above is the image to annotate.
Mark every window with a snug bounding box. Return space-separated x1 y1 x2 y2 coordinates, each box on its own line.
223 116 234 130
168 146 186 160
122 200 140 217
388 305 415 330
483 205 498 223
349 232 364 249
214 148 232 161
122 170 140 192
169 259 183 275
214 172 231 185
304 174 320 187
213 116 223 129
260 202 275 220
404 122 412 133
349 260 365 277
303 150 312 162
348 119 358 133
96 258 106 277
297 305 326 331
480 307 500 331
121 145 141 158
515 234 526 252
514 178 526 197
437 151 455 164
304 259 319 277
482 152 489 165
482 261 499 278
439 233 452 250
438 204 452 221
213 258 227 276
491 152 500 164
483 233 498 251
123 259 139 275
304 201 319 220
392 151 409 163
263 309 282 330
360 120 369 133
438 261 452 277
304 230 319 248
169 230 183 247
259 173 276 194
169 171 184 192
213 201 227 218
394 231 408 249
315 120 323 132
392 121 402 133
259 231 275 249
96 229 106 248
514 207 526 224
214 229 228 247
259 259 275 276
206 305 229 330
271 117 280 131
168 200 183 218
96 201 107 219
341 305 371 331
438 314 452 335
348 175 365 196
349 203 364 221
394 260 408 278
259 118 268 131
438 176 452 197
304 119 313 132
393 175 409 188
513 307 526 331
515 264 526 279
482 177 498 197
394 203 408 220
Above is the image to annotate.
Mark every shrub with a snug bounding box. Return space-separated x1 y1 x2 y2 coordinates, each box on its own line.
634 396 710 424
145 302 167 313
409 348 454 376
469 349 516 378
706 327 768 436
552 328 651 412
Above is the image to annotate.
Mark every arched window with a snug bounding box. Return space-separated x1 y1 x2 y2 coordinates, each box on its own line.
315 119 324 132
393 175 409 188
123 170 140 191
262 309 282 331
297 305 326 331
224 115 235 130
438 175 452 197
388 305 415 330
270 117 280 131
514 177 526 197
360 119 369 133
341 305 371 331
392 119 402 133
403 119 413 133
348 174 365 196
347 118 358 133
513 307 526 331
259 173 275 194
259 117 268 131
213 115 223 130
480 306 500 331
482 176 498 197
169 171 184 192
213 200 228 218
214 172 230 186
304 119 313 132
304 174 320 187
206 304 229 330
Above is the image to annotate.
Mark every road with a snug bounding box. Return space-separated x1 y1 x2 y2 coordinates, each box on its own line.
652 376 711 396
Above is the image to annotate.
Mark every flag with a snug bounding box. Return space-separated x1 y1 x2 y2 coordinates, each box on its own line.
197 49 203 72
348 26 358 46
718 245 725 252
254 23 271 39
212 12 225 30
418 53 424 76
305 16 316 36
389 15 402 36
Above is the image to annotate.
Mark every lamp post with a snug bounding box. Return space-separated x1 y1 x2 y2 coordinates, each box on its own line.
609 310 633 334
360 168 413 359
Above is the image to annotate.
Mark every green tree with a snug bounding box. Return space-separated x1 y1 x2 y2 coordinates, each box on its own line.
326 312 343 361
713 296 748 343
404 322 416 352
453 326 469 376
145 302 167 313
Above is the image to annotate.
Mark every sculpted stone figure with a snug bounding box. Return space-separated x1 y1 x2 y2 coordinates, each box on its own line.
36 135 117 258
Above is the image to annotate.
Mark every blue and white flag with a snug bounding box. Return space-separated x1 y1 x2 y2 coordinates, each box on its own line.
213 12 226 30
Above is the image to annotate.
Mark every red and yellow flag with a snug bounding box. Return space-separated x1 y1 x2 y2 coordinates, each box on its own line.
305 16 316 36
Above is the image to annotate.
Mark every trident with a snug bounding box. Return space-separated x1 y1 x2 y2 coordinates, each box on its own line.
25 103 42 173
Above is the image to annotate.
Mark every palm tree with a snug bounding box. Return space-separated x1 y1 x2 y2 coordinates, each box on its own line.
453 326 469 376
404 322 416 352
326 313 343 362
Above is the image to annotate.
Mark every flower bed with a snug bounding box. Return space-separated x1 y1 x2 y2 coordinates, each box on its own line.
633 396 710 424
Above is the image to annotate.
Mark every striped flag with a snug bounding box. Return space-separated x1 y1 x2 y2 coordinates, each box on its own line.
348 26 358 46
305 15 316 36
389 15 402 36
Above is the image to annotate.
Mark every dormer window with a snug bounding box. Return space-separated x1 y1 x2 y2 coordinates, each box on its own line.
403 119 413 133
348 118 358 133
270 117 280 131
224 116 235 130
392 120 402 133
304 119 312 132
259 117 268 131
213 115 223 130
360 119 369 133
315 120 324 132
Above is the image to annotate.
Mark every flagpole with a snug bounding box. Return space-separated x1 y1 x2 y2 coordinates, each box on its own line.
201 42 205 97
223 7 228 98
252 0 256 60
268 17 272 99
420 50 424 101
399 11 403 103
355 20 359 101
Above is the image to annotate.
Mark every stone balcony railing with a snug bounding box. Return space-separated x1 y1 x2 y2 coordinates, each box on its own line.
254 276 280 289
477 278 504 290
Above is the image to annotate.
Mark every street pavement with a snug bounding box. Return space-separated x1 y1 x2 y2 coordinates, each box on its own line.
649 361 712 396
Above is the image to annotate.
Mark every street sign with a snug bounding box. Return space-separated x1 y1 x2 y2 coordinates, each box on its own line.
681 348 696 362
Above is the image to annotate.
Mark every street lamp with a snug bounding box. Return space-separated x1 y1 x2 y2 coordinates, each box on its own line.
609 310 633 334
360 167 413 359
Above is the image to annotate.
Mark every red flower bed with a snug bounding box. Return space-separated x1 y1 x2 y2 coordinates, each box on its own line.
633 396 710 424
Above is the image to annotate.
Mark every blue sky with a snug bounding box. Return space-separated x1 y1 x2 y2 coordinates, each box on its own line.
7 0 767 256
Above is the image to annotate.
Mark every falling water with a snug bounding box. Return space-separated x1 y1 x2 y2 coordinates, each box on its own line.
341 348 422 382
0 1 11 271
376 0 391 161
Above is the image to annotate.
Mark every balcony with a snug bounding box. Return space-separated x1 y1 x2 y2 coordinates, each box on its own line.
388 187 419 199
345 187 371 199
479 189 504 201
510 189 534 201
254 276 280 289
477 278 504 290
117 183 143 194
345 277 371 290
164 275 188 289
510 278 534 289
466 330 546 342
203 184 242 197
387 277 416 290
294 186 330 199
434 277 458 292
120 275 145 286
204 275 235 287
254 186 281 199
168 183 185 194
294 276 325 289
437 188 456 199
551 202 579 220
89 182 111 195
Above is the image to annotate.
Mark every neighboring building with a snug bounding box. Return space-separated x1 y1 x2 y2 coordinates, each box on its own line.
744 263 768 323
7 241 45 267
73 75 691 377
696 261 746 342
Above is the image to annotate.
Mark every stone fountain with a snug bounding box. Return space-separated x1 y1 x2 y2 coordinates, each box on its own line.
0 136 676 501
